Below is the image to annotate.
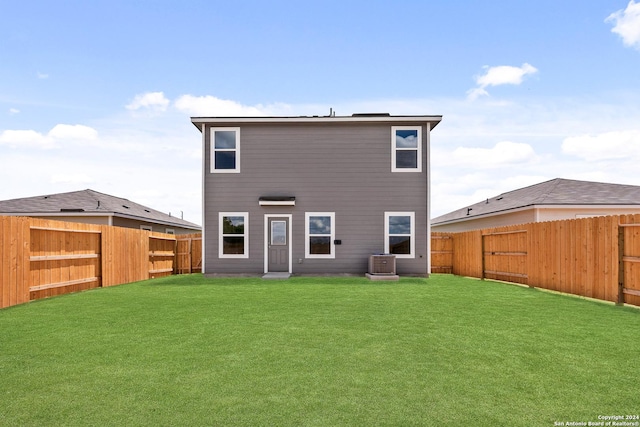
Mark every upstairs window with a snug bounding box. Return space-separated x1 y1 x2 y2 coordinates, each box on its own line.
211 128 240 173
305 212 335 258
391 126 422 172
385 212 415 258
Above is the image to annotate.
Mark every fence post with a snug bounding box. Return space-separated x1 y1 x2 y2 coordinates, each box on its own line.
173 238 178 275
617 225 625 305
481 234 486 281
188 238 193 274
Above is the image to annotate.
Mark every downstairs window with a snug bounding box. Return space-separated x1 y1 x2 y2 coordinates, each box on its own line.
305 212 335 258
385 212 415 258
219 212 248 258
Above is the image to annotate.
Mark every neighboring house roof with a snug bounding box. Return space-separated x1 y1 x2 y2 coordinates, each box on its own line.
432 178 640 225
0 189 200 230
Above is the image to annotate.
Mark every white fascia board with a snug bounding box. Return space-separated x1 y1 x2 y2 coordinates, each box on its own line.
536 204 640 210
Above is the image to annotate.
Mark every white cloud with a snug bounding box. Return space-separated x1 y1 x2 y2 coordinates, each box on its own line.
174 95 271 116
448 141 538 168
9 108 20 115
606 0 640 50
0 129 55 149
466 87 489 101
49 124 98 140
467 63 538 100
51 173 94 184
0 124 99 149
126 91 170 112
561 129 640 161
476 63 538 87
37 72 49 79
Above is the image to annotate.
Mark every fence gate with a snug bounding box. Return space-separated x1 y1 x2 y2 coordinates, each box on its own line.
175 234 202 274
481 229 528 285
431 233 453 274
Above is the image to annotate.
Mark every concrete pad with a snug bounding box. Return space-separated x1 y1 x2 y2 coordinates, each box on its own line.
365 273 400 281
262 272 291 280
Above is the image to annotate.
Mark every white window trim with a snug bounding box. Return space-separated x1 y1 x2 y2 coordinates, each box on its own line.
384 211 415 259
211 127 240 173
165 228 175 235
391 126 422 172
140 225 153 231
219 212 249 259
305 212 335 259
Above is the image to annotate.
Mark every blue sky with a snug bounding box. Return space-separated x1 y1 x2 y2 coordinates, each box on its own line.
2 0 640 225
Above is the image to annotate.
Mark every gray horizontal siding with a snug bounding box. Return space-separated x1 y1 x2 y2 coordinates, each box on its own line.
203 122 429 275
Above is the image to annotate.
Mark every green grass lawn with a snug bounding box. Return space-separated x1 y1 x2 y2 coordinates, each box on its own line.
1 275 639 426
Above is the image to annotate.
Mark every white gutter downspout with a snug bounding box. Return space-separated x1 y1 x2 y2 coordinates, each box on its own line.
201 123 206 273
426 122 431 276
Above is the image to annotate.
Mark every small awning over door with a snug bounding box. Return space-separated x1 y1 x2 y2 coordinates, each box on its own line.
258 196 296 206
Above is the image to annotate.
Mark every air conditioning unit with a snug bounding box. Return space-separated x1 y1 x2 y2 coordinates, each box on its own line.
369 254 396 275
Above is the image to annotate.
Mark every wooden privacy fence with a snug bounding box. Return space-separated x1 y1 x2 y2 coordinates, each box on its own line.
1 216 202 309
430 214 640 307
6 213 640 308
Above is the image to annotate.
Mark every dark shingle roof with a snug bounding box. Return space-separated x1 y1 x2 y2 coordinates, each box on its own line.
0 189 200 229
432 178 640 225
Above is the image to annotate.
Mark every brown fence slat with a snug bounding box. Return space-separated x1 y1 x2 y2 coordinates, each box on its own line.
30 254 100 261
623 288 640 297
483 229 527 236
30 226 102 233
30 277 99 292
483 270 528 279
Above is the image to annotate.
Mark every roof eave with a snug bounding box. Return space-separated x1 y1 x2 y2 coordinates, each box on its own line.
111 212 201 229
431 203 640 226
191 115 442 131
0 211 200 230
0 211 114 217
431 205 536 226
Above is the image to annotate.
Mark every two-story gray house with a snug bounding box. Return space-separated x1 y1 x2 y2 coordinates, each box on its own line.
191 113 441 277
